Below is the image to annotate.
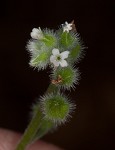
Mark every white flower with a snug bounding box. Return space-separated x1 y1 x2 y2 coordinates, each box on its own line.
63 21 73 33
50 48 69 67
30 27 43 39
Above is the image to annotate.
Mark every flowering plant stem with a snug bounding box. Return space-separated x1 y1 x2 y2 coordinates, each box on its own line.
16 21 84 150
16 109 42 150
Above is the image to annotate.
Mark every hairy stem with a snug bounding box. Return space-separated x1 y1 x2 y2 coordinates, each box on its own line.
16 108 42 150
31 119 54 142
16 83 57 150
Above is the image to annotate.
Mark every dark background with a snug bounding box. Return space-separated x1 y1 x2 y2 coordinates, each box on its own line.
0 0 114 150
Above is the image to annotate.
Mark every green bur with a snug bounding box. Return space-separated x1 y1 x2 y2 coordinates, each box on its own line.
41 94 70 124
52 66 78 90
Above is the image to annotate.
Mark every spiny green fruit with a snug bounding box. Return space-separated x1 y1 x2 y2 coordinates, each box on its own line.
51 66 79 90
40 93 75 125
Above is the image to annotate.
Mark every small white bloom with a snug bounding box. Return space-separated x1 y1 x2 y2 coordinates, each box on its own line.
30 27 43 39
50 48 69 67
63 21 73 33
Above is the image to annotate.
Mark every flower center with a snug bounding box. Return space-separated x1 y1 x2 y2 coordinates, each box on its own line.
56 55 61 61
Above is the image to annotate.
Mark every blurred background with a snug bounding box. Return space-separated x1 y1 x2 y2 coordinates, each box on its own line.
0 0 114 149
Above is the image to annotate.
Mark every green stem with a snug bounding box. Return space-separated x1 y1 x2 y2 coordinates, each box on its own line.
31 119 54 142
16 109 42 150
46 83 59 94
16 83 57 150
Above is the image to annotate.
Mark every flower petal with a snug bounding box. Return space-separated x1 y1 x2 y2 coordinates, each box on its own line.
52 48 60 56
50 55 60 67
50 55 55 63
60 60 68 67
53 60 60 67
60 51 70 59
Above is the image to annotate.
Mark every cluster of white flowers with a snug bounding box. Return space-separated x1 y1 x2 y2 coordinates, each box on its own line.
30 22 73 68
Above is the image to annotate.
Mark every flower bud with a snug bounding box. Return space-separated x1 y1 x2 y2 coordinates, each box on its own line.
30 27 44 40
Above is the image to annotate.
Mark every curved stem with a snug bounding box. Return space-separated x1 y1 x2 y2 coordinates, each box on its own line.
31 119 54 142
16 83 57 150
16 108 42 150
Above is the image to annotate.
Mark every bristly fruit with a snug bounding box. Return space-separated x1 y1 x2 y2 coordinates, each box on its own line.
51 66 79 90
40 93 75 125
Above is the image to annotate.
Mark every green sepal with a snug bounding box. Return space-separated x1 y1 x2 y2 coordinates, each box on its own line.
41 31 57 47
29 49 51 70
69 43 81 62
27 40 46 58
59 31 76 48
